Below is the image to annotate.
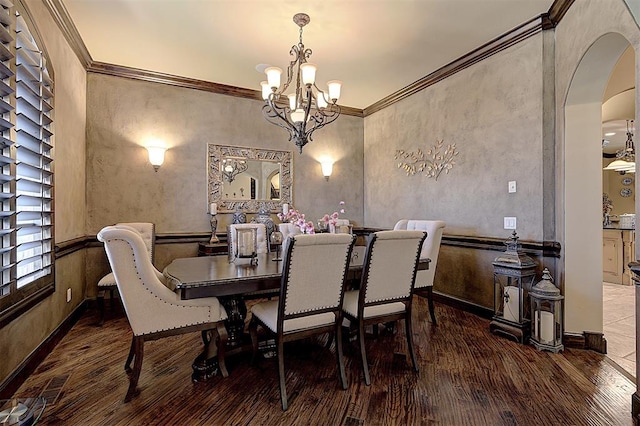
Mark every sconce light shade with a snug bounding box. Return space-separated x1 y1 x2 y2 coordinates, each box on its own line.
147 146 167 172
320 160 333 181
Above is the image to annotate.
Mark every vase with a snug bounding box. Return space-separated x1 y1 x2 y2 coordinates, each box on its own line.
251 203 275 245
232 206 246 224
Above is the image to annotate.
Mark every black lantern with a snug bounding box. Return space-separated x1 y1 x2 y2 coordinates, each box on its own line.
490 231 537 343
529 268 564 353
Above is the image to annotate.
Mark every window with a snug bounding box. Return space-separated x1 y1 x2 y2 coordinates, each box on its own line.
0 0 54 325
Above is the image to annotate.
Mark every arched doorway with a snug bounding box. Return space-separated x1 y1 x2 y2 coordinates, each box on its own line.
563 33 634 351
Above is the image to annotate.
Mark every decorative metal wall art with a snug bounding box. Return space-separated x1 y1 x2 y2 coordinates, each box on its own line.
395 140 459 181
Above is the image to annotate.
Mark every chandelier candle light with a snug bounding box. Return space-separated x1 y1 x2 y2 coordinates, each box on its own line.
261 13 342 153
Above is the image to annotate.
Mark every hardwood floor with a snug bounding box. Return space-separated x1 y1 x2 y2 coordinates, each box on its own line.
13 297 636 425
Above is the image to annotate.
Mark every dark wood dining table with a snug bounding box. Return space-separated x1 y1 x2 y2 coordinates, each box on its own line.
163 246 429 380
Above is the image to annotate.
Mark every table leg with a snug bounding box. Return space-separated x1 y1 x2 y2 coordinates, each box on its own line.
220 296 248 347
191 330 220 382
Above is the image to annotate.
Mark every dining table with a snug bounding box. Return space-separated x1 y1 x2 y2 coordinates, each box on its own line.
163 246 430 380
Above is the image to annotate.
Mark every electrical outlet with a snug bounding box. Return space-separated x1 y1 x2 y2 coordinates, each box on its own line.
66 288 72 303
504 217 517 230
508 181 516 193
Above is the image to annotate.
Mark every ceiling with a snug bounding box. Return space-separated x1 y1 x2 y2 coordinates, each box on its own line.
60 0 555 109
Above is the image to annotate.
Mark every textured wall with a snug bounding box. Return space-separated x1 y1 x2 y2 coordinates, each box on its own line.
555 0 640 334
86 74 364 235
85 74 364 295
0 1 87 385
364 36 544 241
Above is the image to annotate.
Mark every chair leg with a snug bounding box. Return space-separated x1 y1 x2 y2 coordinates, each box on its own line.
426 287 437 325
249 317 259 366
97 289 106 326
125 336 144 403
216 323 229 378
109 287 116 311
125 336 135 373
358 319 371 386
405 308 419 373
335 321 347 390
277 339 288 411
201 330 211 346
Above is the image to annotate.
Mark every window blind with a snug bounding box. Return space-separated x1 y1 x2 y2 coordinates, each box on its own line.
0 0 54 318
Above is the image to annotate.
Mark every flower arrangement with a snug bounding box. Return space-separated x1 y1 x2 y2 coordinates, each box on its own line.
321 201 346 228
277 207 315 234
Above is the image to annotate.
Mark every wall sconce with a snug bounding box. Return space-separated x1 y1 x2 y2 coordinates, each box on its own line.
320 159 333 181
146 146 167 172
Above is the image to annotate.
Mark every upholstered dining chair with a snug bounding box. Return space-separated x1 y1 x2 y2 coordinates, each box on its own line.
342 230 426 385
278 222 302 253
97 222 155 325
393 220 446 325
249 233 356 411
97 225 228 402
227 223 269 258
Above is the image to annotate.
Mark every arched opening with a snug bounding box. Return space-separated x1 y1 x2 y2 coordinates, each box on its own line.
564 33 634 372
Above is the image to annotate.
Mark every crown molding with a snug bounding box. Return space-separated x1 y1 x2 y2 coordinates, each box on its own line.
44 0 92 68
548 0 576 26
87 62 364 118
46 0 573 119
363 15 546 117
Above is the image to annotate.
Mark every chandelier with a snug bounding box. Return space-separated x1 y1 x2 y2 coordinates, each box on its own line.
222 158 248 183
260 13 342 153
604 120 635 173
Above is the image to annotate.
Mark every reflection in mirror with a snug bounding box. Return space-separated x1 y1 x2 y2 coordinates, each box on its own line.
208 144 292 213
222 159 280 200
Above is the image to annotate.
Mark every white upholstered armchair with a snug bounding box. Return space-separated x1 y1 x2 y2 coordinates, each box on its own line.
97 222 155 325
393 219 446 324
98 225 228 402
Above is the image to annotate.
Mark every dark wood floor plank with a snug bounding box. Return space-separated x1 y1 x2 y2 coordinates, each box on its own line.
10 297 636 425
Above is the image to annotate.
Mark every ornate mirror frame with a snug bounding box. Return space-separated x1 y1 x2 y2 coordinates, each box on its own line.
208 144 293 213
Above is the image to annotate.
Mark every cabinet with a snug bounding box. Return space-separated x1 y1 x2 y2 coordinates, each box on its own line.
603 229 635 285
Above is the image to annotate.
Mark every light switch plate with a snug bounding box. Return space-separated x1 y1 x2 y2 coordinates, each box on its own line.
508 181 516 193
504 217 517 230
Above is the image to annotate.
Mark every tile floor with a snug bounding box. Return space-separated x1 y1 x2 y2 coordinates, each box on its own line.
603 282 636 378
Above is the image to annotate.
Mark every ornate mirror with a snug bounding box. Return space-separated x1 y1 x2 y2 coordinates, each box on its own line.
208 144 292 213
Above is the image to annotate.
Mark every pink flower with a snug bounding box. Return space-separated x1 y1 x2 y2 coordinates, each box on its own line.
331 212 339 220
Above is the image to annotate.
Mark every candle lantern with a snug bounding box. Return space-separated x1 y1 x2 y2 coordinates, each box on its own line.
529 267 564 353
231 227 258 265
490 231 537 344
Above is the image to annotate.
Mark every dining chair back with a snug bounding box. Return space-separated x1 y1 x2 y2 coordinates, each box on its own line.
393 219 446 324
227 223 269 258
96 222 155 325
249 232 355 410
342 230 426 385
278 222 302 252
98 225 228 402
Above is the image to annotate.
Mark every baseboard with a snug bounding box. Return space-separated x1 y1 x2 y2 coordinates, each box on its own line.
584 331 607 354
432 291 494 319
563 331 607 354
632 392 640 420
0 300 87 399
